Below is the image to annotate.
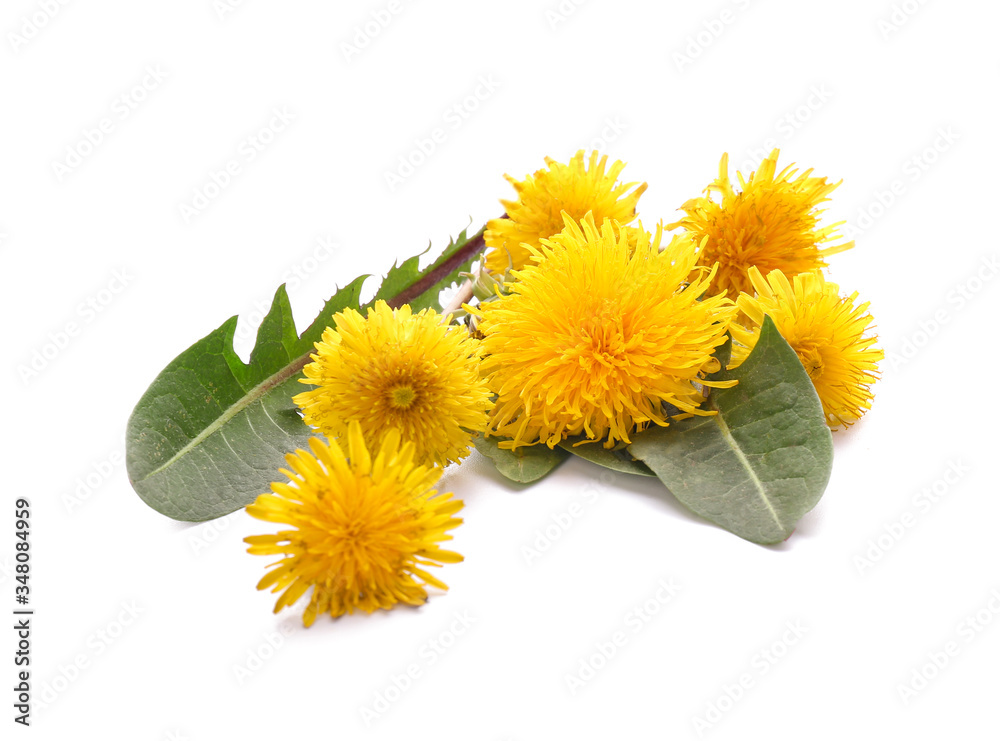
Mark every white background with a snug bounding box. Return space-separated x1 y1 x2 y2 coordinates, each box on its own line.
2 0 999 739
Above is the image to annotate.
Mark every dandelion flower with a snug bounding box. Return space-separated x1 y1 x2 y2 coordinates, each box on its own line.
293 301 492 467
669 149 852 299
473 213 736 449
730 267 883 428
484 150 647 274
245 422 463 626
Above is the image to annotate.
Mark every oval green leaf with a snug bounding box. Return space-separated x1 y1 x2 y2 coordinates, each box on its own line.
473 433 569 484
627 316 833 545
558 438 655 477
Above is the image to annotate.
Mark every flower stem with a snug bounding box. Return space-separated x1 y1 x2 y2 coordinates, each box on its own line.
440 280 475 318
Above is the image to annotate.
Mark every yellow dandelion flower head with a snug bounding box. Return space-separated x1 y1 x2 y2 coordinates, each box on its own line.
293 300 493 467
668 149 853 300
730 267 883 428
474 213 736 450
245 422 463 626
484 150 648 274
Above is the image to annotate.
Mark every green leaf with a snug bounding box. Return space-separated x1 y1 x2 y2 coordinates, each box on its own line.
473 433 569 484
127 226 487 521
627 316 833 545
126 281 364 521
558 438 655 477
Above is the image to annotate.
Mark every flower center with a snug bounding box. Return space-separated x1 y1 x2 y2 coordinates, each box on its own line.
389 385 417 409
796 344 825 381
583 302 628 363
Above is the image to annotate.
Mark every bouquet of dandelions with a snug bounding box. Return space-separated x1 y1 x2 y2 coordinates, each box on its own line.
127 150 882 626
